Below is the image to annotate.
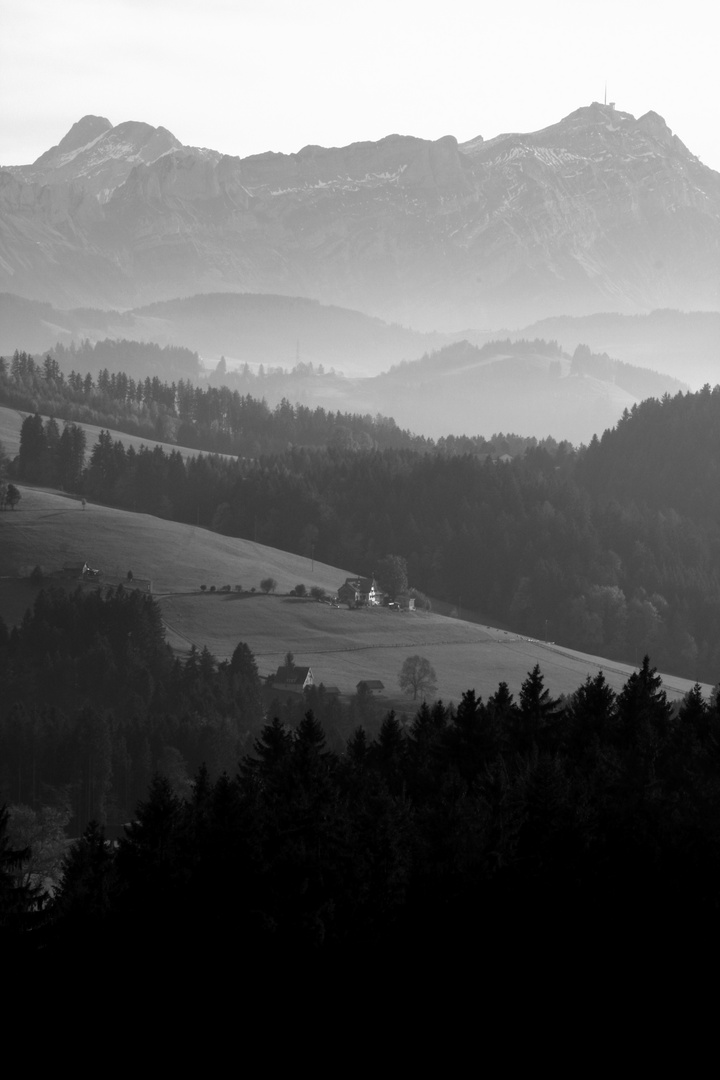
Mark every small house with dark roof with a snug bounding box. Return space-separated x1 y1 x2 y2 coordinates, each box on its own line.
271 664 314 693
357 680 385 695
338 576 382 607
63 561 85 574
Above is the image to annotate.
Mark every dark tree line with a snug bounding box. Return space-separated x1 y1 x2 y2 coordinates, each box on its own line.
15 413 86 489
1 350 541 459
50 338 201 382
0 587 265 834
8 656 720 975
578 381 720 521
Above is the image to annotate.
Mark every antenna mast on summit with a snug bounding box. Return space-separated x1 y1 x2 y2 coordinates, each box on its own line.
604 82 607 106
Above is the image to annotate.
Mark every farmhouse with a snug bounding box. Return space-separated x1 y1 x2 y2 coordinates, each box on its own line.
270 664 314 693
338 575 382 607
62 561 100 580
357 680 385 695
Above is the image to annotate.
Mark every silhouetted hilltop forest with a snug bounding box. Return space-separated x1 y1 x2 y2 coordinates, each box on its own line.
52 338 202 381
579 383 720 520
0 349 542 457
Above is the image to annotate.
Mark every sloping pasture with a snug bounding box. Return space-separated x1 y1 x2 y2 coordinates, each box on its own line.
0 485 710 706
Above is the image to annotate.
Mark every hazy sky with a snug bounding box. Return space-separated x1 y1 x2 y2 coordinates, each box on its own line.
3 0 719 170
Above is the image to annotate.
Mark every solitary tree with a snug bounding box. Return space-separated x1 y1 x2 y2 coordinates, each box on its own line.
260 577 278 594
377 555 409 599
399 655 438 701
5 484 21 511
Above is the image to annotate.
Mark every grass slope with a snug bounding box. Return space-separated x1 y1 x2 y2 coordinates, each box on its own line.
0 485 709 706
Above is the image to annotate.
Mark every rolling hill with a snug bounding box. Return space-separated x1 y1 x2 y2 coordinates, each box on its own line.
206 338 687 445
1 328 688 448
515 309 720 390
0 484 709 705
0 291 446 379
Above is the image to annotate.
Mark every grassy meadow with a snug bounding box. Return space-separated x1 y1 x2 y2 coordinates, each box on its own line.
0 484 711 706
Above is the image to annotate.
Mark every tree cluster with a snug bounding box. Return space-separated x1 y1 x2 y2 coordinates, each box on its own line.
10 658 720 974
1 349 542 460
0 588 264 833
15 413 86 489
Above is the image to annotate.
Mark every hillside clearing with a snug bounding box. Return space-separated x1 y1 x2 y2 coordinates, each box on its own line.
0 485 710 705
161 591 708 703
0 484 351 608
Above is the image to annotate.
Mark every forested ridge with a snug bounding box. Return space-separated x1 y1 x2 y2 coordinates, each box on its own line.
4 594 720 971
0 348 562 458
386 336 685 402
6 359 720 682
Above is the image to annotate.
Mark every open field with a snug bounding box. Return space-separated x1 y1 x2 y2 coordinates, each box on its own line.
161 592 710 704
0 485 712 705
0 485 351 620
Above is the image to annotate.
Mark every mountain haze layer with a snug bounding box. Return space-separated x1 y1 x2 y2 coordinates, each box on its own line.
3 104 720 327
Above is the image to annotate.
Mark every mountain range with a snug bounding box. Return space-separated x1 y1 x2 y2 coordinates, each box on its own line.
3 103 720 328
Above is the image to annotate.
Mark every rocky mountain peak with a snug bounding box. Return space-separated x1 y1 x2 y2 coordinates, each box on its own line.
401 134 472 191
34 114 112 165
548 103 690 159
634 109 690 154
3 103 720 326
19 117 183 199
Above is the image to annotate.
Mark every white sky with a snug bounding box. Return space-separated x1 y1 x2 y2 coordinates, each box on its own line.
2 0 719 171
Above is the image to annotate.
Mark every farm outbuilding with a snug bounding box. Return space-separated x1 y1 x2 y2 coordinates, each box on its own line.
357 680 385 695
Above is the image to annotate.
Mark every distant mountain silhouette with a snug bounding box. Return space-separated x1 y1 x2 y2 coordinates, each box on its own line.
3 103 720 327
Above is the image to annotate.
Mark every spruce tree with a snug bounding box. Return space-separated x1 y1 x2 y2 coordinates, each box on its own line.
0 804 41 933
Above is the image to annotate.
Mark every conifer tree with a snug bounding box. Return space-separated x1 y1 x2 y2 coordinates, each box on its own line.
0 804 40 932
616 655 671 746
55 820 115 925
447 689 495 780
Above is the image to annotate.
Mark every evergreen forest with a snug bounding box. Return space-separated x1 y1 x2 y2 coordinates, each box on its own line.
3 584 720 976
